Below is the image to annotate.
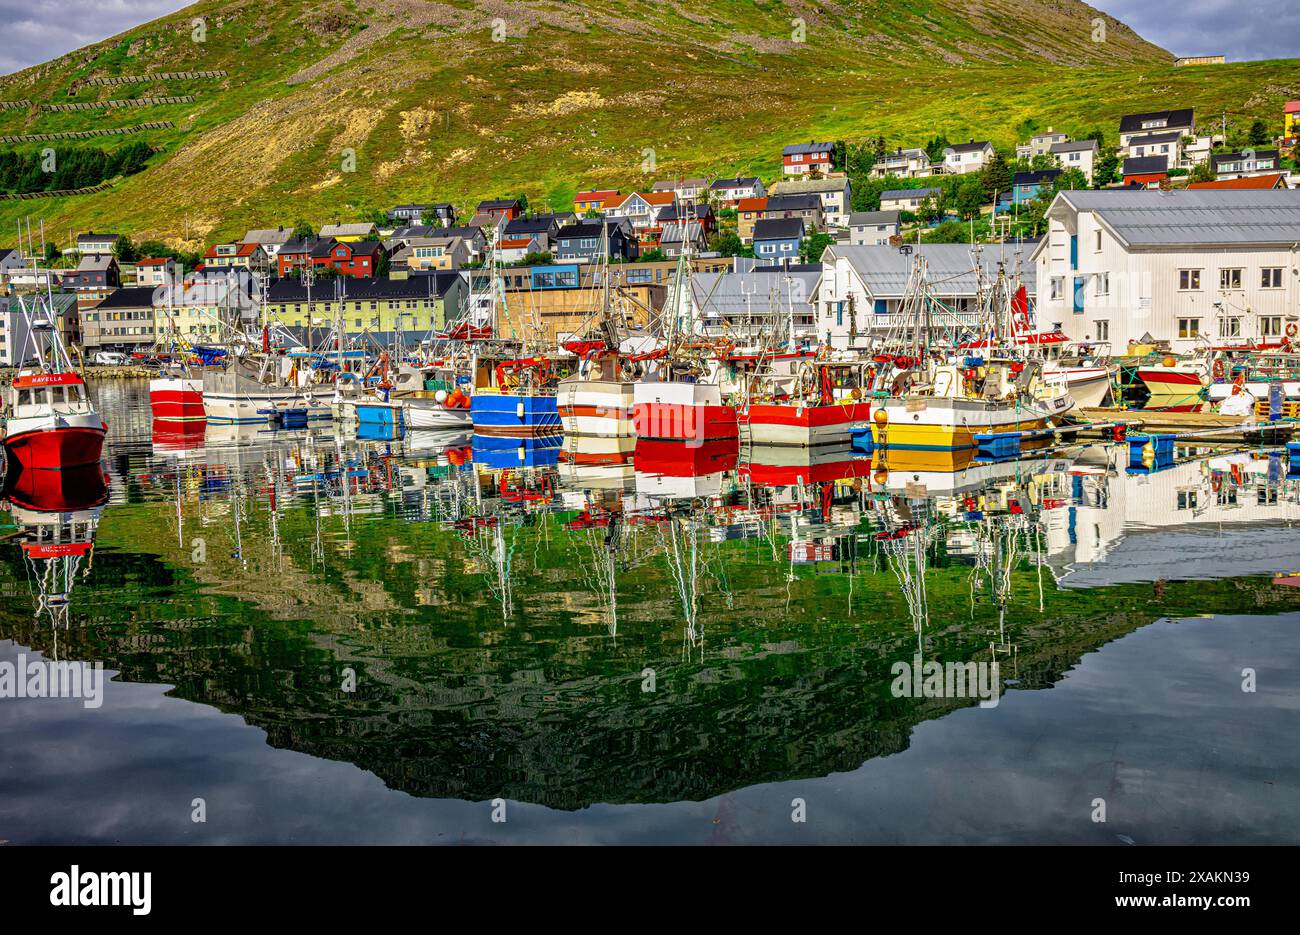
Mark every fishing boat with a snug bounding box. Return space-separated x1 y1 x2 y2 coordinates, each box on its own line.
202 349 329 424
1133 354 1210 412
869 256 1073 452
471 353 562 440
149 371 206 421
2 296 106 472
149 282 207 421
739 357 872 447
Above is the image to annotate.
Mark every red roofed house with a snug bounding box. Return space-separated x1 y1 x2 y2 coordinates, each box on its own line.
496 236 540 264
608 191 677 232
1121 156 1169 189
574 190 620 215
1188 173 1289 191
737 197 769 244
135 257 178 286
203 242 270 275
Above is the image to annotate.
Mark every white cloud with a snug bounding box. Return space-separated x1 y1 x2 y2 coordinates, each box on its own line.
1092 0 1298 61
0 1 191 76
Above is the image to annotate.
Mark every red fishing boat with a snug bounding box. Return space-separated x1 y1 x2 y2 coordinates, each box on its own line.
3 371 107 471
739 360 872 447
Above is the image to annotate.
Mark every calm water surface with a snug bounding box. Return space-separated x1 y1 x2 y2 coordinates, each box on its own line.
1 379 1298 844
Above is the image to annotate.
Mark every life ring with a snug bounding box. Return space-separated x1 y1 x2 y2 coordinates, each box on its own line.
1287 322 1299 338
1212 359 1225 380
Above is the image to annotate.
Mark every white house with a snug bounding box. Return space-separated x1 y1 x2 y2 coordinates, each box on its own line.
815 243 1036 350
847 211 901 246
879 187 942 213
1017 128 1070 160
709 177 766 206
240 227 295 259
769 177 852 227
1051 140 1098 183
1118 109 1195 148
1121 131 1182 171
1212 150 1282 180
871 148 933 179
942 140 995 175
1032 189 1300 353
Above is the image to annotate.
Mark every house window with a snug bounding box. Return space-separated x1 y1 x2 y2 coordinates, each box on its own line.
1219 268 1243 290
1258 486 1279 505
1179 269 1201 291
1094 230 1102 252
1050 277 1063 301
1261 267 1282 289
1177 490 1197 510
1178 317 1200 338
1095 272 1109 296
1218 317 1241 338
1261 316 1283 337
1094 320 1109 341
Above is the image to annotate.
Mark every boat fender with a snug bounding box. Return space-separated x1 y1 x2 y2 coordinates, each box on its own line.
516 400 525 419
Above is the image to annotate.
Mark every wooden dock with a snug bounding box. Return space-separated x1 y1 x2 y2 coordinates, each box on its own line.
1073 407 1296 441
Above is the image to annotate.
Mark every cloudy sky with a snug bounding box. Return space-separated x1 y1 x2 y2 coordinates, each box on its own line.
0 0 1292 76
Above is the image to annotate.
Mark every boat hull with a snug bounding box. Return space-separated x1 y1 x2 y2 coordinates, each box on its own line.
1136 368 1208 412
471 393 560 438
740 401 871 447
558 380 635 439
148 377 205 422
4 421 106 471
870 397 1050 451
1045 367 1111 409
633 381 736 442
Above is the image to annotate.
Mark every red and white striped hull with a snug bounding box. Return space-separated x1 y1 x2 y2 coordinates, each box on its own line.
633 381 737 442
740 401 871 447
149 376 205 422
558 379 634 439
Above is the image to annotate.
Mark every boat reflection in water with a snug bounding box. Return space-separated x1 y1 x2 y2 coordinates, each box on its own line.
2 464 109 627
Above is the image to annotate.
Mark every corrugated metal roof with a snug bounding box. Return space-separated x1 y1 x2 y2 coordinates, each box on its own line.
1060 189 1300 245
690 271 820 315
829 243 1037 297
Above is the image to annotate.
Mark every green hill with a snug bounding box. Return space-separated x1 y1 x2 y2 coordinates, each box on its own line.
0 0 1295 250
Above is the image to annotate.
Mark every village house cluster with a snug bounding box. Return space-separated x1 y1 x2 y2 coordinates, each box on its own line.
1 102 1298 363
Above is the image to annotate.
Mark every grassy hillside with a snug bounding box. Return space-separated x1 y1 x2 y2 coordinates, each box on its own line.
0 0 1295 250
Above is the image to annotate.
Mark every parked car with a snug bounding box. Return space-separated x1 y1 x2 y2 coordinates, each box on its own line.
92 351 130 366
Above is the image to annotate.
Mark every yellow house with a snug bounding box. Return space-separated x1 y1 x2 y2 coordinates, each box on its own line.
573 190 620 215
1286 101 1300 142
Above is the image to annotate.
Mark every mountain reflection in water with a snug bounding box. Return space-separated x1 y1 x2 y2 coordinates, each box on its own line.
1 380 1298 842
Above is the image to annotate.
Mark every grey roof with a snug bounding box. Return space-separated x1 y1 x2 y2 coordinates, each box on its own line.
880 148 928 161
77 254 117 271
77 232 119 244
945 140 993 154
766 193 822 212
783 142 835 156
827 243 1037 298
319 222 377 238
1055 189 1300 246
1125 130 1182 146
880 187 941 201
770 178 850 196
690 270 820 315
710 177 761 190
241 227 294 244
848 210 900 227
659 220 705 244
1212 149 1279 167
752 217 806 240
1051 139 1098 154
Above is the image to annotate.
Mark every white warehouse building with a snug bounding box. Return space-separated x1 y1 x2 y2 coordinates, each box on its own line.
1032 189 1300 352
